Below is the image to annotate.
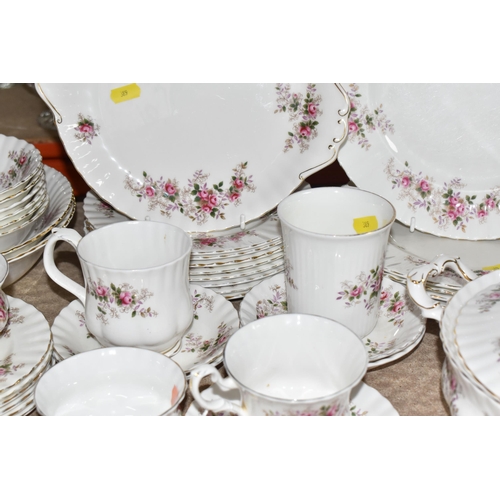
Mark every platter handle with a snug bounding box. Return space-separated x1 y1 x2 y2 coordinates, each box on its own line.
406 254 478 321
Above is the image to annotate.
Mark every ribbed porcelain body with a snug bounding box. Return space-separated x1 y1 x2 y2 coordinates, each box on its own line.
278 187 395 339
44 221 193 353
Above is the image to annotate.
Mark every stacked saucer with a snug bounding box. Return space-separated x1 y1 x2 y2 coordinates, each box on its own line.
0 296 53 416
1 165 76 287
83 189 285 299
239 271 427 370
51 283 240 379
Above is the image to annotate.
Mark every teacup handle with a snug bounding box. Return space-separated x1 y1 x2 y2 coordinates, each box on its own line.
406 254 478 321
190 364 245 416
43 228 86 304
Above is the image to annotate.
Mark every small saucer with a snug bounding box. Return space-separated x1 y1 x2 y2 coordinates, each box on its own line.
239 272 427 368
186 381 399 416
51 284 240 378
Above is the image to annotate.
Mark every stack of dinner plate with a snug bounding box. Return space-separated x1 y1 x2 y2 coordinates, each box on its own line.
83 190 285 300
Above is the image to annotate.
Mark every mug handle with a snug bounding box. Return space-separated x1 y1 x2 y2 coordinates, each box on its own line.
406 254 478 321
190 364 245 416
43 228 86 304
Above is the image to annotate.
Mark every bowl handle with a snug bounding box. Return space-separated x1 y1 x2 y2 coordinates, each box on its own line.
406 255 478 321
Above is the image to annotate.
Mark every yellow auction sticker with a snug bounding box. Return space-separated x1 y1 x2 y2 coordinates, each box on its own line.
353 216 378 234
110 83 141 104
482 264 500 272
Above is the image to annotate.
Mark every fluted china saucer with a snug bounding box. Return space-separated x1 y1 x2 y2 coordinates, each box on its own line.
239 272 426 366
186 382 399 416
0 297 52 406
51 285 239 378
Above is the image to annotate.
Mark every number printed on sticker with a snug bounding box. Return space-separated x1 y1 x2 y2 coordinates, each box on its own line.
110 84 140 104
353 215 378 234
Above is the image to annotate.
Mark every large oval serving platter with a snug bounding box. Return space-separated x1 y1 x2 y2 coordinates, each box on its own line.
37 83 348 232
338 83 500 240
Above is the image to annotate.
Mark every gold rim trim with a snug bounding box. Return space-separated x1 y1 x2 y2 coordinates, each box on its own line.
452 325 500 405
0 334 53 396
298 83 350 181
36 84 63 124
3 194 75 257
6 200 76 262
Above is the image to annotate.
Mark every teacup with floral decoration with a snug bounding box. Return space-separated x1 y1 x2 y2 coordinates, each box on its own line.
277 187 395 339
190 314 368 416
0 254 9 333
43 221 193 353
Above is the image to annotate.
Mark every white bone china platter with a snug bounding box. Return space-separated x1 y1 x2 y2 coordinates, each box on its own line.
339 83 500 240
38 83 348 232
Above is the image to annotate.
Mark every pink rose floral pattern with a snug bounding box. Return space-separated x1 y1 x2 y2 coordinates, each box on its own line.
0 307 24 340
379 288 407 328
350 405 369 416
74 113 100 144
191 229 258 251
75 310 98 341
95 200 116 219
442 360 461 416
255 284 287 319
346 83 394 151
87 278 158 325
124 162 256 226
192 289 215 320
284 258 298 290
0 353 25 380
365 286 413 355
263 402 344 416
385 157 500 234
1 148 38 190
275 83 323 153
181 321 233 359
476 285 500 314
337 264 384 313
364 337 397 357
0 293 8 330
182 289 234 358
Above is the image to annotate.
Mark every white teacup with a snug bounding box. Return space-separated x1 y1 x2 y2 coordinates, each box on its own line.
0 254 9 333
190 314 368 416
277 187 395 338
34 347 187 416
43 221 193 353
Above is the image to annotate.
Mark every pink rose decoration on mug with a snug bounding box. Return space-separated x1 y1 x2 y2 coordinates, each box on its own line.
337 264 384 313
87 278 158 322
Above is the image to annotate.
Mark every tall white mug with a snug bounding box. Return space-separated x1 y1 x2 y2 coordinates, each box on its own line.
277 187 396 338
43 221 193 353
